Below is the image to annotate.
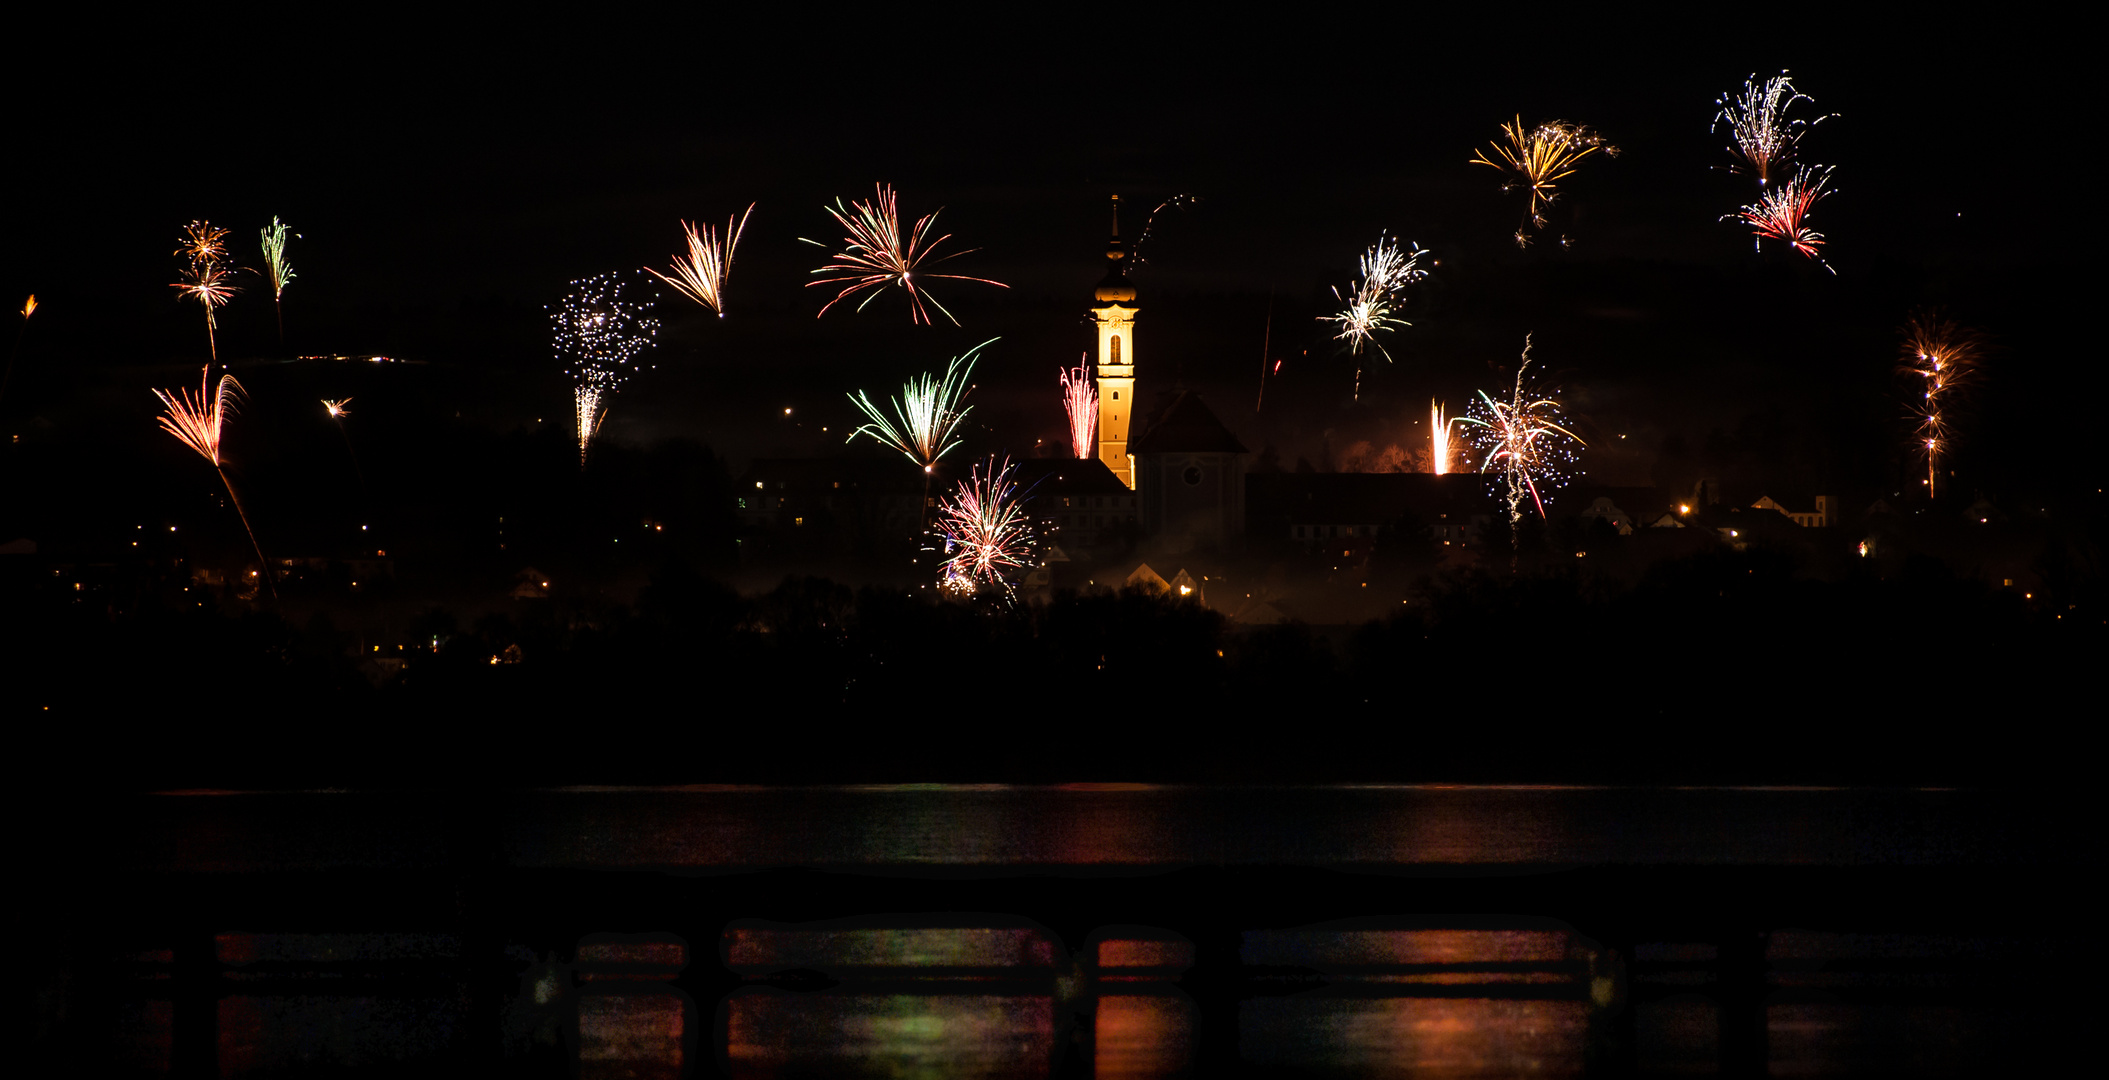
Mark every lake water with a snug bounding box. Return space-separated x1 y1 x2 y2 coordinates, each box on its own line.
42 785 2086 1076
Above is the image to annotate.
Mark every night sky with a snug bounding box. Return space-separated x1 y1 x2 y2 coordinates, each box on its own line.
4 14 2089 522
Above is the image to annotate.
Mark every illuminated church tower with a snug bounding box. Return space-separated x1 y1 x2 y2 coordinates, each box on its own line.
1092 196 1139 487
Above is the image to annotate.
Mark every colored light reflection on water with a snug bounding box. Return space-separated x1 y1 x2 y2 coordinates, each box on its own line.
1241 997 1592 1077
723 991 1055 1078
727 926 1056 973
1094 991 1195 1079
579 991 687 1080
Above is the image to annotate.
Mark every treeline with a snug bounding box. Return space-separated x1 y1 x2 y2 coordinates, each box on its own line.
11 546 2097 790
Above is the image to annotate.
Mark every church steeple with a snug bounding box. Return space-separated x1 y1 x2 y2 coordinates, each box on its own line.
1091 195 1138 487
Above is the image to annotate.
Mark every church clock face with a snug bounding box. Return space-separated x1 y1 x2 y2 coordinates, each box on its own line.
1182 465 1204 486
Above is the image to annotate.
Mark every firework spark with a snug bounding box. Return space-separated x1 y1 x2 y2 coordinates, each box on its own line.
322 398 367 489
804 184 1007 325
1430 400 1458 476
154 370 274 598
259 217 297 343
1320 233 1430 398
0 294 33 408
1060 357 1097 460
647 204 753 317
931 456 1038 598
552 272 660 466
1458 336 1584 538
574 382 610 465
846 339 990 471
1902 312 1983 500
1728 165 1836 272
1714 72 1833 185
172 221 242 363
1471 117 1617 245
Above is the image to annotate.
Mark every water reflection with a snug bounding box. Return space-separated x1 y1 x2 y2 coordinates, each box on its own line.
217 995 462 1076
723 990 1055 1078
1094 990 1194 1079
1242 997 1591 1077
580 990 688 1080
127 785 2034 870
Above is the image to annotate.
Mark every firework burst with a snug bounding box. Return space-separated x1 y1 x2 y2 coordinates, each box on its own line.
931 456 1038 598
154 370 275 598
1320 233 1430 399
1471 117 1617 246
177 220 231 266
172 221 242 363
804 184 1007 325
259 217 297 343
1714 72 1833 185
1458 337 1584 539
647 204 753 317
1902 312 1983 500
551 272 660 466
1728 165 1837 272
1060 357 1097 460
846 339 990 471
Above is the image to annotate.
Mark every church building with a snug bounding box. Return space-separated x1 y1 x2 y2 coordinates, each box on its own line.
1087 196 1248 553
1089 197 1139 487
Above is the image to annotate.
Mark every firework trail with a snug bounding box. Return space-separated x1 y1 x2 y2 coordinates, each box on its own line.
1129 193 1197 268
551 271 660 466
1458 336 1584 543
1060 357 1097 460
1471 117 1617 247
1430 400 1458 475
1902 312 1982 499
259 217 297 343
804 184 1007 325
1714 72 1834 185
1256 292 1273 413
172 221 242 364
154 370 275 599
1320 233 1430 399
931 455 1038 599
647 204 753 316
1727 165 1837 273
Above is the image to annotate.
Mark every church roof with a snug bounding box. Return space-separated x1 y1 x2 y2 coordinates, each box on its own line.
1131 391 1248 455
1093 264 1137 303
1006 456 1131 498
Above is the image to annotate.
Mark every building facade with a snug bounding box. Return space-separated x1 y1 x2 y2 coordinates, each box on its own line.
1090 196 1139 488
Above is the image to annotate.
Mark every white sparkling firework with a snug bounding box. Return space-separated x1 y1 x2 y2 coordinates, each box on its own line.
551 271 659 464
1321 233 1430 399
1713 71 1834 185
